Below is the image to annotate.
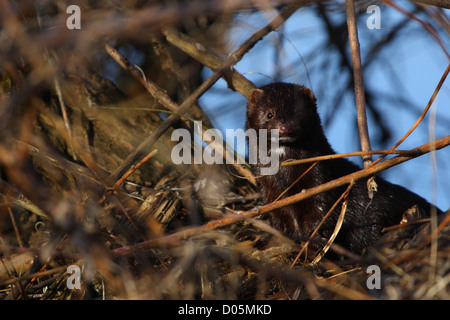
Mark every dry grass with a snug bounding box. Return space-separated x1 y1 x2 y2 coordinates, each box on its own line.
0 0 449 300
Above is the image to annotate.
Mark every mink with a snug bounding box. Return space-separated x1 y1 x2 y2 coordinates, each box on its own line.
246 82 442 254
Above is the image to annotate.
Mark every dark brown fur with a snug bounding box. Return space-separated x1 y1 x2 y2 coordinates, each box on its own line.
246 82 441 254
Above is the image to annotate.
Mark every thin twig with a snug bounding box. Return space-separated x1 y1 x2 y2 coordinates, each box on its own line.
274 162 317 202
311 189 350 265
110 149 158 192
0 262 82 288
382 218 431 232
384 0 450 58
104 43 180 114
54 77 77 161
8 207 24 247
281 149 419 167
290 181 354 267
371 62 450 166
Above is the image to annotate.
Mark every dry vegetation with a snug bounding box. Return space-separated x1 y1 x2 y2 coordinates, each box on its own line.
0 0 449 300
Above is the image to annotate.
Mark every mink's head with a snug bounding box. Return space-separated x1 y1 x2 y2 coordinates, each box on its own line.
246 82 323 146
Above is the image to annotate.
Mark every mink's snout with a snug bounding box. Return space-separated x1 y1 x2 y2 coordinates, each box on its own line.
279 123 292 135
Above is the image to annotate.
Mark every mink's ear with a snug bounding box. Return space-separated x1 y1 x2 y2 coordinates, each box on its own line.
249 89 264 106
246 89 264 130
300 86 317 104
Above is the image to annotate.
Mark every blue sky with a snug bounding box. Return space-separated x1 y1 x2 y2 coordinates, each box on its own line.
199 3 450 210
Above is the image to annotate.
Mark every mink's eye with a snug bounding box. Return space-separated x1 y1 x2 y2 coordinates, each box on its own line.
267 112 273 119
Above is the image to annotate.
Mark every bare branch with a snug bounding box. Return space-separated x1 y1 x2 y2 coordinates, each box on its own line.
410 0 450 9
163 28 256 98
110 135 450 256
345 0 372 168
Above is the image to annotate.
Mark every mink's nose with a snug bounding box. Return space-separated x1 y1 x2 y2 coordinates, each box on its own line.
279 123 291 135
